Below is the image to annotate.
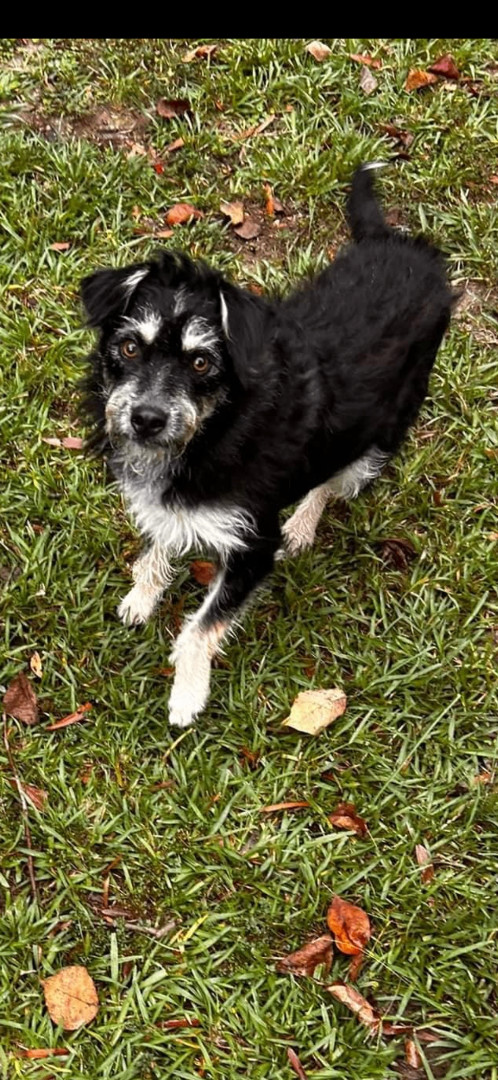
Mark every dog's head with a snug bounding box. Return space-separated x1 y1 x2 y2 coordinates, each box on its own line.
81 252 269 461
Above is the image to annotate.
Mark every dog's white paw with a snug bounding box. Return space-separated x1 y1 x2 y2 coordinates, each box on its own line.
168 682 205 728
117 585 158 626
281 514 316 556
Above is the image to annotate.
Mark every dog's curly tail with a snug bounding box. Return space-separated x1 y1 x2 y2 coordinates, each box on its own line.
347 163 390 242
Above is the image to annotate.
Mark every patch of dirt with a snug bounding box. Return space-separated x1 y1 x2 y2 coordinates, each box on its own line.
454 280 498 345
223 201 306 273
22 103 148 148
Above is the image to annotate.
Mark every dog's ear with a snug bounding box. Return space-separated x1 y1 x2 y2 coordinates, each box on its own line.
219 284 268 389
81 264 149 327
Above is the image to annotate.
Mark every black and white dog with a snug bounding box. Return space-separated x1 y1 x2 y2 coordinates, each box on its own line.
81 165 453 728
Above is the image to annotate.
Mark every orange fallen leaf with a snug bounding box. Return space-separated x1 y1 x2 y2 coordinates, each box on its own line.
489 176 498 185
16 1047 70 1059
415 844 434 884
260 800 309 813
46 702 92 731
282 687 347 735
50 242 71 252
183 43 218 63
382 1021 414 1036
428 54 459 80
166 137 185 153
165 203 203 226
472 769 493 785
234 218 261 241
350 53 382 70
154 229 174 239
329 801 368 837
405 69 438 91
190 560 217 586
327 982 380 1033
276 934 333 977
263 183 275 217
405 1038 422 1068
305 41 331 62
326 895 371 956
156 98 190 119
42 965 99 1030
30 652 43 679
219 199 245 226
287 1047 308 1079
3 672 39 726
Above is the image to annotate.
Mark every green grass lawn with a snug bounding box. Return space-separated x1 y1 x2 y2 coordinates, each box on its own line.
1 38 497 1080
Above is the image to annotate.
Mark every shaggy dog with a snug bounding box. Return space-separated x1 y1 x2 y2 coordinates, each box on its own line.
81 165 454 728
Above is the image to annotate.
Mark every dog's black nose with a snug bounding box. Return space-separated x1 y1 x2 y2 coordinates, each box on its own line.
131 405 168 439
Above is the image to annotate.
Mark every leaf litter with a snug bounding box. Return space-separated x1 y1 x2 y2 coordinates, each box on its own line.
3 672 39 726
282 687 347 734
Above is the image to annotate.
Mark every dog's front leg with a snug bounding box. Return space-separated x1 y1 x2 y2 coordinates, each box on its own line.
168 534 279 728
118 541 174 626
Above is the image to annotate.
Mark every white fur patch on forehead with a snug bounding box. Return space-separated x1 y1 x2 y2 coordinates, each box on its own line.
219 292 229 336
182 317 219 354
122 267 148 299
174 288 190 317
122 308 163 345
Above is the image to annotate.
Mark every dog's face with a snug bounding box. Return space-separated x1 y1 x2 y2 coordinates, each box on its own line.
82 254 250 463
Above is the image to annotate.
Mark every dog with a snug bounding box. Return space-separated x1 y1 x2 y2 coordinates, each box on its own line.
81 164 454 728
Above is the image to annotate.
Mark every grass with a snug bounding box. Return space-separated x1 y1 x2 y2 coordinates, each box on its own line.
0 37 497 1080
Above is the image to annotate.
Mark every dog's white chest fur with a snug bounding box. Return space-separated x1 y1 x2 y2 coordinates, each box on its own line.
123 478 252 560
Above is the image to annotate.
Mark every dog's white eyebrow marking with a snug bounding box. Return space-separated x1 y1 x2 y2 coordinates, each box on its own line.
174 288 190 316
219 292 229 337
182 317 219 354
122 268 148 298
122 308 162 344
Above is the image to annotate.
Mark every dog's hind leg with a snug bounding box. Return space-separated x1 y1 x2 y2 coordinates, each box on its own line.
169 529 279 728
117 542 174 626
281 447 389 556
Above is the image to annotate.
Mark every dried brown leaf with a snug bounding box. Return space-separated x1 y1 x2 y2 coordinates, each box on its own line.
327 982 380 1033
381 537 416 570
260 800 309 814
428 54 459 80
159 1017 201 1028
234 218 261 241
360 65 378 95
348 952 364 981
350 53 382 70
190 560 216 586
276 934 333 977
415 844 434 884
42 436 84 450
282 687 347 735
382 1022 414 1036
326 895 371 956
3 673 39 726
239 746 260 769
405 1039 422 1068
329 801 368 837
165 203 203 226
30 652 43 679
287 1048 308 1080
219 199 245 226
42 965 99 1030
50 242 71 252
405 69 438 92
166 137 185 153
154 229 175 239
380 123 414 148
306 41 331 62
156 98 190 119
23 784 48 811
233 114 276 142
46 702 92 731
183 43 218 63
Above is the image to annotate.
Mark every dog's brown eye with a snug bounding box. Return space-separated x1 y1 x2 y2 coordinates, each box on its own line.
192 356 211 375
120 340 139 360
